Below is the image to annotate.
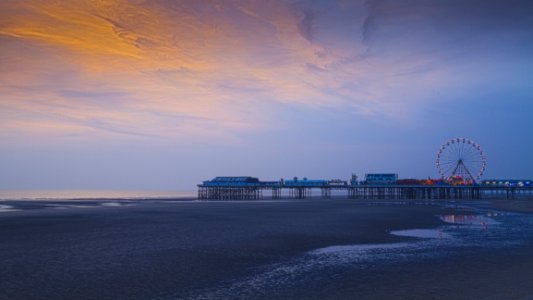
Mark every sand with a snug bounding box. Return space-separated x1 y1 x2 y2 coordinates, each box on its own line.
0 198 532 299
487 199 533 213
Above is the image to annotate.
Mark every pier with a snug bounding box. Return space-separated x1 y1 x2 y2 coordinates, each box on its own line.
197 177 533 200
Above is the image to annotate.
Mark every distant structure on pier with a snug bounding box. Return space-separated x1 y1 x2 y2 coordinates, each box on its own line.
201 176 268 186
197 175 532 200
436 138 486 185
481 179 532 187
197 139 531 200
284 177 327 187
363 174 398 185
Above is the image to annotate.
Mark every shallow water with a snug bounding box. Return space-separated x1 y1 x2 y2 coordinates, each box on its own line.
390 228 450 239
0 204 18 213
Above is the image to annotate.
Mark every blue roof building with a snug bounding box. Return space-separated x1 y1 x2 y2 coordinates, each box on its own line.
364 173 398 185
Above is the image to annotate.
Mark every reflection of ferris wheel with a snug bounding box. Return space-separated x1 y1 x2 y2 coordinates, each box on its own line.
436 138 487 183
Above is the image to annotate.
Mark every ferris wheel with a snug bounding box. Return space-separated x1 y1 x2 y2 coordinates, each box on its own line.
436 138 486 183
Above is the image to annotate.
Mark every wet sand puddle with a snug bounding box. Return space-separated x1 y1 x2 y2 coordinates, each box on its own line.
390 228 451 239
180 240 447 299
0 204 19 213
180 210 533 299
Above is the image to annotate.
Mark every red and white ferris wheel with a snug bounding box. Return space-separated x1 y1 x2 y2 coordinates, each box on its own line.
436 138 487 183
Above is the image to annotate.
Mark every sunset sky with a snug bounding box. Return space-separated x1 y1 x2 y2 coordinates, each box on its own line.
1 0 532 191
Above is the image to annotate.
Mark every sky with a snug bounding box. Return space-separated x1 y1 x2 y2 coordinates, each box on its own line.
1 0 532 192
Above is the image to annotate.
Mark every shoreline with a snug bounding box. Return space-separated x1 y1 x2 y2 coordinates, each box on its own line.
1 196 533 214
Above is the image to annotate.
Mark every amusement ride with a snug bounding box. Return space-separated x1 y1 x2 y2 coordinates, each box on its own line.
436 138 487 184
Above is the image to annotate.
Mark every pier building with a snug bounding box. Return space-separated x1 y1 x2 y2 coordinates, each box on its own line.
481 179 532 187
364 174 398 185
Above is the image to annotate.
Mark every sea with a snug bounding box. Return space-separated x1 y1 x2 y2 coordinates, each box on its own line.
0 189 196 200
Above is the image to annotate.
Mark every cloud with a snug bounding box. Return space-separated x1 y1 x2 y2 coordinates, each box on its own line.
1 0 532 140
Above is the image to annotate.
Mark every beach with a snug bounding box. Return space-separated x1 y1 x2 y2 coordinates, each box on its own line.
0 198 533 299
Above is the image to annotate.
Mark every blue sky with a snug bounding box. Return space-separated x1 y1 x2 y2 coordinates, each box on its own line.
1 0 532 191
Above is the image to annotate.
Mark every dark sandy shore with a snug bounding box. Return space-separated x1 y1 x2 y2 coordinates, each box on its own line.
0 198 532 300
487 199 533 213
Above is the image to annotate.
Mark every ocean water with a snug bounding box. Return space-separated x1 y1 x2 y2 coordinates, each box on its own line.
0 189 196 200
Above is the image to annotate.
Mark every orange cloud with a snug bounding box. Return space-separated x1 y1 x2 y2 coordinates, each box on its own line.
0 0 457 140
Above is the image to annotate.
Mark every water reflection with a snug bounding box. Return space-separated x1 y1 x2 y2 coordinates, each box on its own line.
440 214 499 226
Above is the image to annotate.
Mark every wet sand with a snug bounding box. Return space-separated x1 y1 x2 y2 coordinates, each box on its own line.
488 199 533 213
0 199 532 299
